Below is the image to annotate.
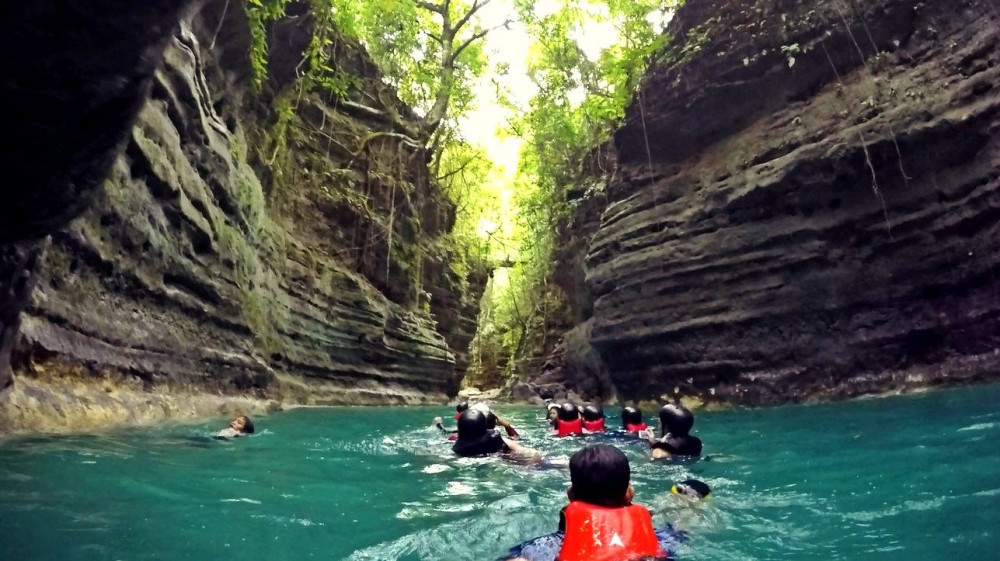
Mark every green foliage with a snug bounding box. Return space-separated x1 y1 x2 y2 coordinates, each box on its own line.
245 0 290 91
468 0 681 385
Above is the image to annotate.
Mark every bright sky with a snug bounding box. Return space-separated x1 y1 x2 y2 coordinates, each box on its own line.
455 0 623 242
457 0 621 177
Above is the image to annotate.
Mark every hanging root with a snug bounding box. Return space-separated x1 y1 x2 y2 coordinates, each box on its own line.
835 1 912 190
822 42 893 238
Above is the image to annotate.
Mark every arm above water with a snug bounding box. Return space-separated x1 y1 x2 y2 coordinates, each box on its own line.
432 417 457 434
501 436 541 459
494 413 520 438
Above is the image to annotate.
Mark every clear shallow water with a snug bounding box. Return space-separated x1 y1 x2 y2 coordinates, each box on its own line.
1 384 999 561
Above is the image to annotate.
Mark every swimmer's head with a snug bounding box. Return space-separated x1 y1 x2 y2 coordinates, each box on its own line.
659 403 694 436
621 406 642 425
230 415 254 434
456 409 488 440
558 403 579 422
582 404 604 422
672 479 711 499
568 444 632 507
456 402 470 414
546 403 560 422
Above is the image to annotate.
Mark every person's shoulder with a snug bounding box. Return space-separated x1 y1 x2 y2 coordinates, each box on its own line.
628 503 654 517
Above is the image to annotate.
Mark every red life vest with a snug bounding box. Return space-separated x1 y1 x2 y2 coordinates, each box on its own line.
558 501 663 561
447 434 457 441
454 412 462 420
556 418 583 436
625 422 647 433
583 418 606 432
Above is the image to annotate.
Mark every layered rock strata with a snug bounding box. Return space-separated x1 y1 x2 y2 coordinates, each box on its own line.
583 0 1000 404
0 0 199 390
1 1 482 430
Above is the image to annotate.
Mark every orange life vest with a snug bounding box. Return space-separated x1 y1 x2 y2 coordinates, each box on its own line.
625 422 647 433
583 418 606 432
558 501 663 561
556 418 584 436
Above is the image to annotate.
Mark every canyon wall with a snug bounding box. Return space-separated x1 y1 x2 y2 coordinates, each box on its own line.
579 0 1000 405
0 0 483 431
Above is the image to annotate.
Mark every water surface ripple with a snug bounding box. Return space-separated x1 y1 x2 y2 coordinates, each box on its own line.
1 384 998 560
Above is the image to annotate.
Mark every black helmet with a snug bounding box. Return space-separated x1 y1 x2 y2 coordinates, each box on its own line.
456 402 469 414
457 409 488 440
659 403 694 436
558 403 579 421
582 404 604 421
672 479 711 499
621 406 642 425
546 402 560 412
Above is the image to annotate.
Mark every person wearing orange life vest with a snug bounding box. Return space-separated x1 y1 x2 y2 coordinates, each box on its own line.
557 444 667 561
581 404 606 433
621 406 647 434
554 403 583 437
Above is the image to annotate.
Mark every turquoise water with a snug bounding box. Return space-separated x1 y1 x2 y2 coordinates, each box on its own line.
1 384 999 560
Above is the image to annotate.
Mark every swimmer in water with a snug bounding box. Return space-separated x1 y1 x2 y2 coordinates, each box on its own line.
671 479 711 500
647 404 702 459
546 403 560 428
621 406 647 434
581 404 606 433
553 403 583 437
472 402 521 438
436 403 520 440
452 409 537 459
454 401 470 420
216 415 254 439
555 444 666 561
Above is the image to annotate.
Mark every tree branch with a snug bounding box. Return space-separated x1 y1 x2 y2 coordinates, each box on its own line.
424 30 443 44
453 0 489 33
437 154 478 182
415 0 445 14
450 20 509 63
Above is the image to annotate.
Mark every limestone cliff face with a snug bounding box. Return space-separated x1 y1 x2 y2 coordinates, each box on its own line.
0 1 482 430
560 0 1000 405
0 0 199 392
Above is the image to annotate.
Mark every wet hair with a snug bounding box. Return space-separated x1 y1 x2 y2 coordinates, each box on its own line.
456 409 488 440
456 402 470 414
621 406 642 425
239 415 255 434
659 404 694 436
558 403 579 421
673 479 711 499
569 444 630 507
582 404 604 422
546 403 560 412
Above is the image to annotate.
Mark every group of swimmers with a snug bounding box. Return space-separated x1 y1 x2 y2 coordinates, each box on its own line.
216 403 705 560
435 400 708 561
